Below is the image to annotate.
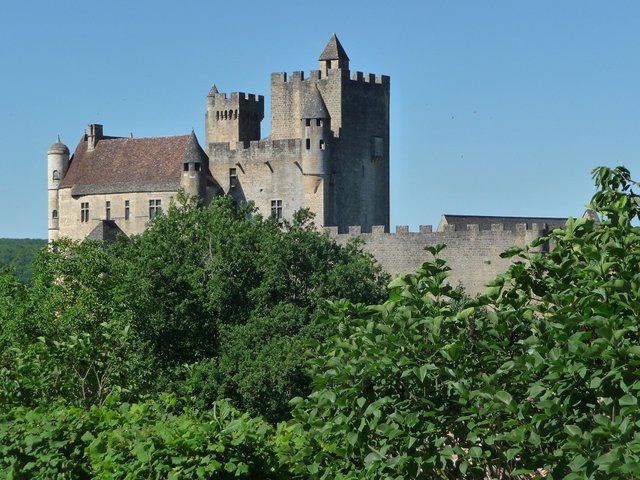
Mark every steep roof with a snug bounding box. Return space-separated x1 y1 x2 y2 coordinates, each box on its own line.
318 33 349 61
301 87 330 119
86 220 126 242
61 132 212 195
438 214 568 232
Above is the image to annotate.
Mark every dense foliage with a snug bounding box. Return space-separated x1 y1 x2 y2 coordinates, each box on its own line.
1 167 638 478
0 397 284 479
0 238 46 284
285 166 640 478
0 197 388 421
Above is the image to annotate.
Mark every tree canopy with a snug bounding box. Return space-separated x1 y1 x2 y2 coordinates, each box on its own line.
285 166 640 478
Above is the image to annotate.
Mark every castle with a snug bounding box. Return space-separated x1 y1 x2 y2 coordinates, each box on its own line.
48 34 578 294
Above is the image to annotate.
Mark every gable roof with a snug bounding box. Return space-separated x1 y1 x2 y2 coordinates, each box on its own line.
319 33 349 61
438 214 568 232
61 132 213 196
86 220 127 242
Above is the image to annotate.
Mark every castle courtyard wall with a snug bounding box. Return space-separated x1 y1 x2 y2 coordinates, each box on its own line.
330 224 544 296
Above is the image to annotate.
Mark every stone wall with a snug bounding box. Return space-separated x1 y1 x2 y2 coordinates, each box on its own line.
208 140 307 222
329 223 546 295
56 189 176 240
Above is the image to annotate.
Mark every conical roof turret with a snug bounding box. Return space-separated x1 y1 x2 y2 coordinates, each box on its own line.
301 87 330 119
319 33 349 61
48 135 69 154
182 130 207 164
208 84 219 96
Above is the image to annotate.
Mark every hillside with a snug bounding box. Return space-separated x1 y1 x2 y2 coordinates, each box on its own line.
0 238 47 283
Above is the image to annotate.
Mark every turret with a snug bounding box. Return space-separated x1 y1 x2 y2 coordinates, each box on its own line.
319 33 349 78
180 131 207 198
48 136 70 241
301 88 331 225
205 86 264 147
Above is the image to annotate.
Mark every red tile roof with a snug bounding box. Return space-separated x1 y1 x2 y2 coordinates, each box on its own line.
60 132 212 195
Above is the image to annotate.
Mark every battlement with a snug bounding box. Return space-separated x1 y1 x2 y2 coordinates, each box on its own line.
350 71 390 86
208 91 264 104
270 70 389 86
325 222 548 237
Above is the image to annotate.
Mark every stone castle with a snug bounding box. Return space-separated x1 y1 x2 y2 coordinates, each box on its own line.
48 34 579 294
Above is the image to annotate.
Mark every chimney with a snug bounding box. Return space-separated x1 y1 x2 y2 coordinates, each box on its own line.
87 124 104 151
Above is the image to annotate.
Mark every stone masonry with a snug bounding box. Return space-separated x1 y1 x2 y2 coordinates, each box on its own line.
48 34 583 294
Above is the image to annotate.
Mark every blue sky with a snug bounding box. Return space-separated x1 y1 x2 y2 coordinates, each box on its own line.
1 0 638 238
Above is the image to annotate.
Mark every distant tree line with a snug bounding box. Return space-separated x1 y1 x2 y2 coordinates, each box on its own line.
0 238 46 283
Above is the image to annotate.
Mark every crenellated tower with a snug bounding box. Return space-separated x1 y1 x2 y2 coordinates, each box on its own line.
205 86 264 146
47 136 70 242
270 34 390 232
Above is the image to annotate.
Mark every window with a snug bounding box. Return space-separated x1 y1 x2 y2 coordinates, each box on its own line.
319 139 325 150
149 199 161 219
229 168 237 189
81 202 89 222
316 119 322 127
271 199 283 220
194 162 201 172
105 201 111 220
124 200 130 221
305 138 311 150
52 170 60 181
183 163 189 172
371 136 383 161
52 210 58 220
305 119 311 127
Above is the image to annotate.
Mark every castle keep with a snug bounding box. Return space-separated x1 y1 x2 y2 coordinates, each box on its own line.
48 34 579 294
49 34 389 244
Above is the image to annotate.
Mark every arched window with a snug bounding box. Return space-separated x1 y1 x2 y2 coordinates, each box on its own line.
52 170 60 181
52 210 58 219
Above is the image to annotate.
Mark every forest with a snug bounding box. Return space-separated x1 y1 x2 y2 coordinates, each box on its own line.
0 238 46 284
0 166 639 479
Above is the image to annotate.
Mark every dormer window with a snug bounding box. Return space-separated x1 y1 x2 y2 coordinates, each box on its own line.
194 162 201 172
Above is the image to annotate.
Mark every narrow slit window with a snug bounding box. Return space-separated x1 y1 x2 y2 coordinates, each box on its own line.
229 167 237 189
306 138 311 150
105 201 111 220
124 200 130 221
319 139 325 150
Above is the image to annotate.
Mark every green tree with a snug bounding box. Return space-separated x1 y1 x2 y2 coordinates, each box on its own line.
287 166 640 478
124 196 389 421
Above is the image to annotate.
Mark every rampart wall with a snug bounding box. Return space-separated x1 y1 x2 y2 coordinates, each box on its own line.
329 223 547 295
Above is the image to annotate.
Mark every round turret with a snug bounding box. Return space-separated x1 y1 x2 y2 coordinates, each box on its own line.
180 131 207 198
48 135 70 241
48 137 70 155
301 87 330 176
